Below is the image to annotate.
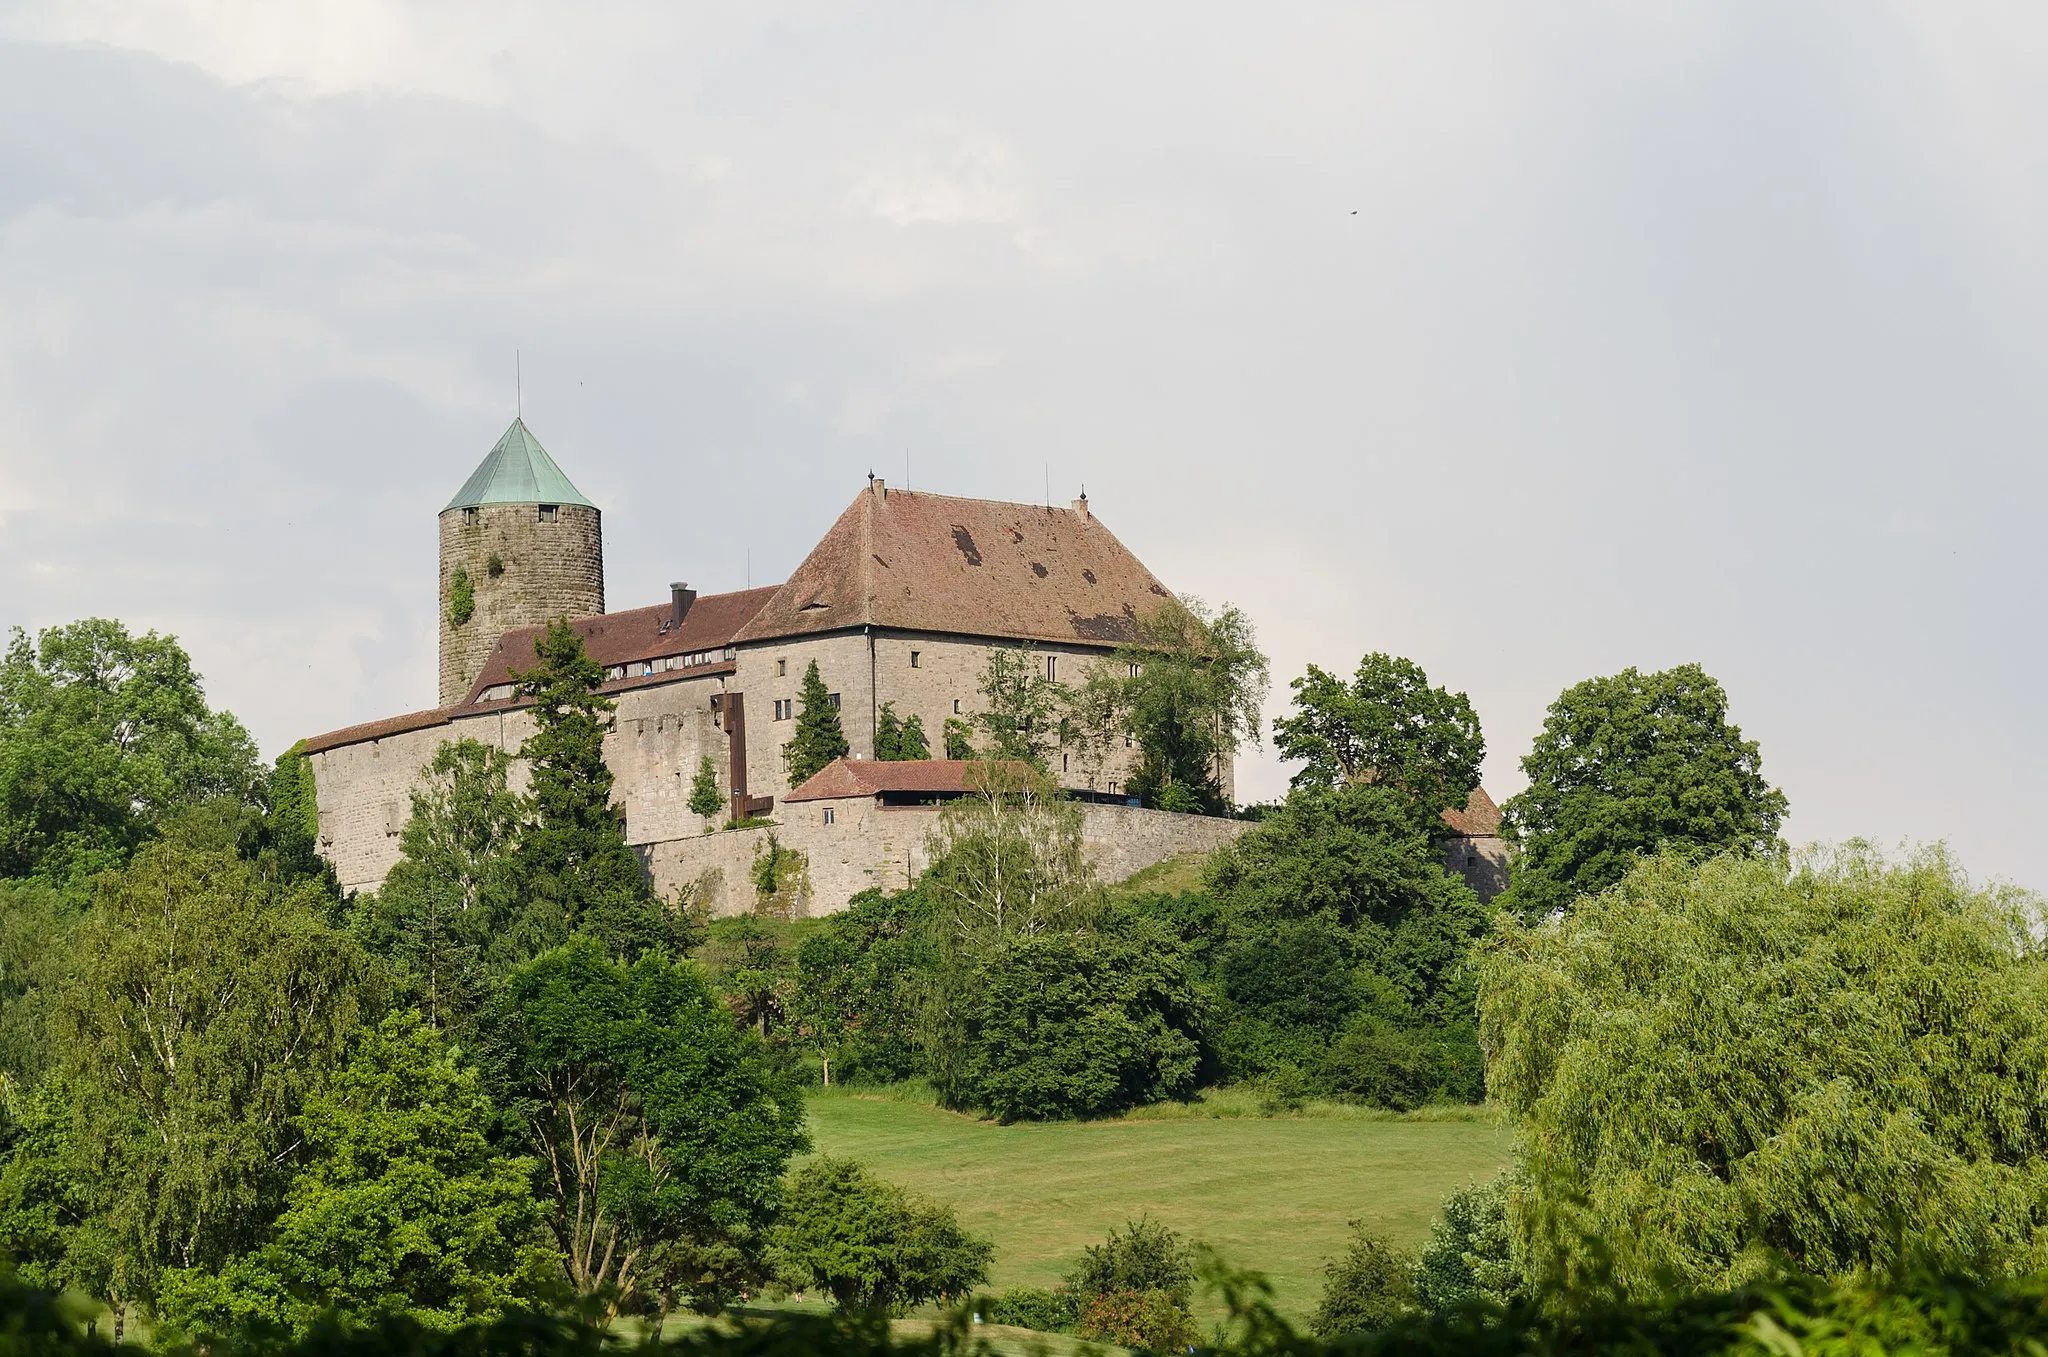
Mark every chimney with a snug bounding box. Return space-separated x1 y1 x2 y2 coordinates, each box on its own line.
870 476 887 499
1071 492 1090 522
670 582 696 630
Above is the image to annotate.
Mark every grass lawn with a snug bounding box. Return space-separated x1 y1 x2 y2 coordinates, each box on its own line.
805 1088 1514 1326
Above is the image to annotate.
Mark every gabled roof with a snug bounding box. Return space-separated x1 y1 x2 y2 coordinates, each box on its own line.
443 418 595 511
1441 787 1503 838
461 586 780 702
731 484 1176 648
785 758 1039 802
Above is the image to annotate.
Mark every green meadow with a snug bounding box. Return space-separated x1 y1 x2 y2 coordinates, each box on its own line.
804 1088 1515 1325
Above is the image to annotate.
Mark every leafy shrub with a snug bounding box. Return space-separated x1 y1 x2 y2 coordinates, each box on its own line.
771 1157 993 1314
1413 1177 1520 1316
1320 1015 1481 1110
1311 1225 1415 1336
1074 1289 1201 1352
980 1286 1075 1332
447 566 475 627
1066 1218 1196 1308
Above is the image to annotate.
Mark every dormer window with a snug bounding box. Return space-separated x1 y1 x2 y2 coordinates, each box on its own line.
538 504 558 523
462 506 479 523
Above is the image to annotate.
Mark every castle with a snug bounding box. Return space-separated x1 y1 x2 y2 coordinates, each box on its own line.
303 419 1508 913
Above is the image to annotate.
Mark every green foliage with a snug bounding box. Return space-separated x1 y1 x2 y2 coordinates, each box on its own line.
1272 653 1483 816
782 661 850 790
0 1077 91 1294
790 891 936 1084
1066 1218 1197 1308
256 743 337 894
1075 1289 1202 1351
921 763 1094 941
493 939 809 1310
352 740 521 1039
873 705 931 762
688 754 723 825
1500 662 1787 920
697 915 800 1041
981 1285 1075 1332
969 645 1064 769
155 1012 558 1342
1074 597 1269 814
1481 845 2048 1301
56 836 376 1305
1312 1225 1416 1336
508 621 679 963
1196 784 1487 1106
771 1157 993 1314
0 619 261 884
1412 1177 1520 1317
0 880 81 1085
957 914 1207 1120
751 832 808 916
447 566 476 627
941 718 975 761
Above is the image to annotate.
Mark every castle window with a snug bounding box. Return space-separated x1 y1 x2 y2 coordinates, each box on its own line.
643 662 654 676
537 504 558 523
774 699 792 720
1061 752 1069 772
910 651 921 668
953 698 962 714
1128 662 1141 678
823 807 836 825
776 658 787 677
462 506 478 523
724 647 735 660
828 692 841 710
1046 656 1058 681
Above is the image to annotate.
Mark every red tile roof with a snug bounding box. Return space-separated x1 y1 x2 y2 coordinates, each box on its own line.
1441 787 1502 838
784 757 1041 802
733 484 1175 648
461 586 779 703
302 707 453 756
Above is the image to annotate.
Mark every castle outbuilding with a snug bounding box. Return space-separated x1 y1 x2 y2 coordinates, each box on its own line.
303 419 1508 913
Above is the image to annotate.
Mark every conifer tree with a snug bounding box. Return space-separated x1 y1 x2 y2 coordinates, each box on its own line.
875 703 906 761
688 753 724 828
508 620 678 962
897 712 931 760
782 660 849 788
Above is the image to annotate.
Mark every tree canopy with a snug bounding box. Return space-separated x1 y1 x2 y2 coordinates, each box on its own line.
970 645 1065 770
770 1157 992 1313
1272 653 1482 819
1481 846 2048 1299
782 660 849 789
1499 663 1786 919
0 620 261 885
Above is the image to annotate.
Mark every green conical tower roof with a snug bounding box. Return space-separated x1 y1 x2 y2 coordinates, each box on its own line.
442 418 596 512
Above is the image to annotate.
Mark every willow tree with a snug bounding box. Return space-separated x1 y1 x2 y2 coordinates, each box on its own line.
1481 845 2048 1302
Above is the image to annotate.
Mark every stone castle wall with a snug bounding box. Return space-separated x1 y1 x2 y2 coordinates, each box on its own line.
438 502 604 706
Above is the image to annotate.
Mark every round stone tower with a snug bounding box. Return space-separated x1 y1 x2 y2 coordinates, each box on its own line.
438 417 604 707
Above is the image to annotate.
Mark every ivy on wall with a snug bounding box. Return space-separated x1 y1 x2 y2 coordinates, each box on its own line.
448 566 476 627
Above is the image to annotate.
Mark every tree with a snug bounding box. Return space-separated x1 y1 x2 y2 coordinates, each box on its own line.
781 660 849 790
155 1012 558 1342
1312 1226 1416 1336
493 939 808 1313
873 704 931 762
770 1157 992 1313
971 645 1065 769
921 762 1094 941
1272 654 1483 818
1500 663 1787 919
688 754 723 828
788 890 937 1085
354 739 521 1036
1075 598 1268 814
54 836 376 1314
253 742 337 893
957 911 1207 1120
1412 1177 1520 1317
1065 1218 1196 1308
508 620 678 963
0 619 261 885
1481 845 2048 1300
0 880 82 1085
942 718 975 761
0 1076 93 1296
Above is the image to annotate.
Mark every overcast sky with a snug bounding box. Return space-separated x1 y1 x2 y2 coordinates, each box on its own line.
2 3 2043 886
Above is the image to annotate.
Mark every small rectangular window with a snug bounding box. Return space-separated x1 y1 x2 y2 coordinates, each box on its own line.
538 504 558 523
776 658 787 677
823 807 836 825
1128 662 1141 678
953 698 962 714
462 506 478 523
828 692 841 710
1047 656 1059 681
1061 752 1069 772
910 651 921 668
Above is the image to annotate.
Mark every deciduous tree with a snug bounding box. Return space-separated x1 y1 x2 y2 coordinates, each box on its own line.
688 754 723 828
1272 654 1482 819
770 1157 992 1313
971 645 1065 769
1499 663 1786 919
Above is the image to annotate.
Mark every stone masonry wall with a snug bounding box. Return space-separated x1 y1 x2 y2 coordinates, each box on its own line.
438 502 604 706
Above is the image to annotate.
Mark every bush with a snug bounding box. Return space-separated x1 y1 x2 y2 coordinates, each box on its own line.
771 1157 993 1314
1066 1218 1196 1308
1413 1177 1520 1316
1312 1225 1415 1336
1074 1289 1201 1352
980 1286 1075 1332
